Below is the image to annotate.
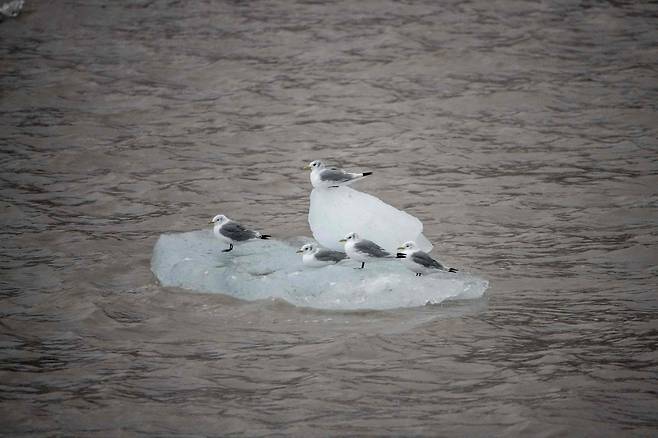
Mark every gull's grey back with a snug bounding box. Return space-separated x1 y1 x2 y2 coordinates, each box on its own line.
220 222 257 241
319 168 353 182
411 251 445 270
315 249 347 263
354 240 391 258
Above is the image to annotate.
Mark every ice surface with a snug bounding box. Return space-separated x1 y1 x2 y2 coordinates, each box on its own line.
308 187 433 253
151 231 489 311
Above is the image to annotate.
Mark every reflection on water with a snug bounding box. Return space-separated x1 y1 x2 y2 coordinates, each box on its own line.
1 0 656 435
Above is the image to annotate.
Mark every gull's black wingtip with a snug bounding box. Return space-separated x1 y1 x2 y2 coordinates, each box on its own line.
260 234 271 239
448 267 458 273
362 171 373 176
396 253 407 258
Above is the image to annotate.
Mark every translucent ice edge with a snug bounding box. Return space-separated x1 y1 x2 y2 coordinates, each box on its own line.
151 231 489 311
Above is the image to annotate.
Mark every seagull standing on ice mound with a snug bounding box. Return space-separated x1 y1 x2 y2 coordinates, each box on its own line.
304 160 373 189
339 232 394 269
209 214 270 252
297 243 347 267
396 241 458 276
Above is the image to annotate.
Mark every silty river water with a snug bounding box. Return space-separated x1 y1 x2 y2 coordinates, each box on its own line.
1 1 657 436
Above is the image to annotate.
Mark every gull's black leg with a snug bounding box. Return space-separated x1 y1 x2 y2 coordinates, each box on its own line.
360 262 365 269
222 244 233 252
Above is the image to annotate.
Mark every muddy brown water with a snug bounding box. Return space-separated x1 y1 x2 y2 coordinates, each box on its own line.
1 1 657 436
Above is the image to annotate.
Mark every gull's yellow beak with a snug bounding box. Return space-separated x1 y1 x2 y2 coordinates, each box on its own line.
296 249 303 253
397 246 406 250
208 221 214 224
303 165 311 170
339 239 347 243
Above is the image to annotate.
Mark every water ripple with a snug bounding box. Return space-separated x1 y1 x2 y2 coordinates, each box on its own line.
0 0 657 435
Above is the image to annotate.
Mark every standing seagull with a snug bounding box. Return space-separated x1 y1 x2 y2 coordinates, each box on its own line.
396 241 458 276
297 243 347 267
339 232 394 269
209 214 270 252
304 160 373 189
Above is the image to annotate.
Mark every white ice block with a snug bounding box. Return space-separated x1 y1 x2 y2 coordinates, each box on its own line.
151 231 488 311
308 186 433 253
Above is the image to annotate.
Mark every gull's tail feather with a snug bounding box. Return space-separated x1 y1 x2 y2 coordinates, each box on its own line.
341 171 372 187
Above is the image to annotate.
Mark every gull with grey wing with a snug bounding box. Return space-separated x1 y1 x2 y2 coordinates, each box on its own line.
396 241 458 276
297 243 347 267
304 160 373 189
339 232 394 269
209 214 270 252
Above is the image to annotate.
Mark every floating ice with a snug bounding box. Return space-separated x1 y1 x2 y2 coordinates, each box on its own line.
308 187 433 253
151 231 489 311
0 0 24 18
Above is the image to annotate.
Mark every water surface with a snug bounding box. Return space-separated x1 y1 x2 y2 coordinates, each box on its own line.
1 0 657 435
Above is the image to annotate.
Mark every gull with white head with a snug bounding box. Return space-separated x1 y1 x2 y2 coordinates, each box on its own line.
296 243 347 267
209 214 270 252
339 232 394 269
304 160 373 189
396 241 458 276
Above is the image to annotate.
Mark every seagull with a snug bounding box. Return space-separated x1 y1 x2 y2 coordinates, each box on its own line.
209 214 270 252
304 160 373 189
339 232 394 269
396 241 458 276
296 243 347 267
